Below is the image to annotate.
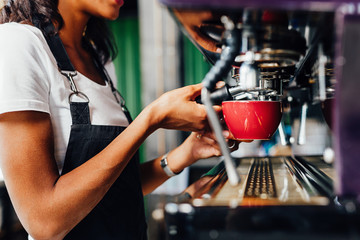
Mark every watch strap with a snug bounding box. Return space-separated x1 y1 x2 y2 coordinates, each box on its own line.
160 153 182 177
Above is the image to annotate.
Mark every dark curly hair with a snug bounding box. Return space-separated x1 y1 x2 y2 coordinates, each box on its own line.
0 0 117 65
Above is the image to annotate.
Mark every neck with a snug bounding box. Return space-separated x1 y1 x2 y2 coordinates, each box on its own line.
57 1 90 50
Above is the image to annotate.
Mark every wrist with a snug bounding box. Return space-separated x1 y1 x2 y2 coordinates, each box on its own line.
144 101 167 130
180 135 198 163
140 104 162 133
166 144 194 174
160 153 183 177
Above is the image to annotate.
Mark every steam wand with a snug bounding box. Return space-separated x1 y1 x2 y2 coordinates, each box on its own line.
201 16 241 186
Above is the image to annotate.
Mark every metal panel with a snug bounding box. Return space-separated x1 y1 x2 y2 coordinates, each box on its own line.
159 0 346 11
334 10 360 200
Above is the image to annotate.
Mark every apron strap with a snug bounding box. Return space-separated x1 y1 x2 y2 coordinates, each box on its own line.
33 16 76 72
33 16 133 124
70 102 91 125
85 41 134 123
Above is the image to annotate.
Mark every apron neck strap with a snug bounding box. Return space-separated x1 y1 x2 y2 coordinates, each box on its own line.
33 16 133 123
33 16 76 72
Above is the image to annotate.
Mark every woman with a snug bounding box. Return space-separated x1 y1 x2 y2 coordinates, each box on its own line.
0 0 237 239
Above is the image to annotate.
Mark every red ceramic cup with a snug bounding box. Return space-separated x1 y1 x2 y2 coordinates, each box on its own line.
222 100 283 140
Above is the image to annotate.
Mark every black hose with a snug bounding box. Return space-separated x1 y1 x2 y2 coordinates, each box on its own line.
202 25 241 91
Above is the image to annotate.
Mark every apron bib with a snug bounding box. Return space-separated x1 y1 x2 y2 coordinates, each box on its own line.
62 101 147 240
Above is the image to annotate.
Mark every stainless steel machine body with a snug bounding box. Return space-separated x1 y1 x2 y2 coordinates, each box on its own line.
157 0 360 239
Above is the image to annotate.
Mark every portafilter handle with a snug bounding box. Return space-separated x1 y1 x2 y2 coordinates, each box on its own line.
195 84 233 105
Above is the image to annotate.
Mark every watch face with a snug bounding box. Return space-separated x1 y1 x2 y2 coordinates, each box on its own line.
160 158 167 168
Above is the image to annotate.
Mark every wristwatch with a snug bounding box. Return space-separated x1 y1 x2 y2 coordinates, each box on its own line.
160 153 182 177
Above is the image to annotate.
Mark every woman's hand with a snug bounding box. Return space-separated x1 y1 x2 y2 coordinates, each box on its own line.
187 131 242 162
144 83 221 132
165 131 241 173
186 132 223 162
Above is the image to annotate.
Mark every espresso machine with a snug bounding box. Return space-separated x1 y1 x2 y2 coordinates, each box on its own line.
156 0 360 239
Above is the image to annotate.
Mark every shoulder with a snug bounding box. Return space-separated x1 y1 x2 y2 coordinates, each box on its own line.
0 22 48 53
0 23 54 115
0 22 43 39
0 22 56 73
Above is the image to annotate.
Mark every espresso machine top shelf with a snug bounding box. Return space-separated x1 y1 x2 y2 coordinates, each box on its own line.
159 0 347 10
180 156 335 207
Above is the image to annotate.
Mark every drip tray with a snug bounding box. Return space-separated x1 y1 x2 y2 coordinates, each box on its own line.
163 156 360 240
186 156 334 207
244 158 277 199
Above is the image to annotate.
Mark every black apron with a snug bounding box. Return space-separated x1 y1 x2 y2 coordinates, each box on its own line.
34 18 147 239
62 102 147 240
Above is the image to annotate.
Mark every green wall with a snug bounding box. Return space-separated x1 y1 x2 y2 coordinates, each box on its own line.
182 36 211 86
108 18 142 117
108 17 144 162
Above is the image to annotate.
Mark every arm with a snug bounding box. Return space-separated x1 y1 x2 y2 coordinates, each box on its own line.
0 84 213 239
140 131 233 195
140 114 247 195
0 110 152 240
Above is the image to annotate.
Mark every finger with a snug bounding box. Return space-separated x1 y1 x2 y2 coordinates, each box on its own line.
222 130 236 140
222 130 254 142
195 132 203 140
198 134 218 145
184 83 203 100
197 130 232 143
212 105 222 113
215 81 226 88
199 131 220 141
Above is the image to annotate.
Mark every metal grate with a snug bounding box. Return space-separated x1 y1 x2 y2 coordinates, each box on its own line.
244 158 277 199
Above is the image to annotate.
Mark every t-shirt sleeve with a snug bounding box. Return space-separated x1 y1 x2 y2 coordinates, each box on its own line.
0 24 50 115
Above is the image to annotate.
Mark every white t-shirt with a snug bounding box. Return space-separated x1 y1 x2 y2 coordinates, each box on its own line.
0 22 129 172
